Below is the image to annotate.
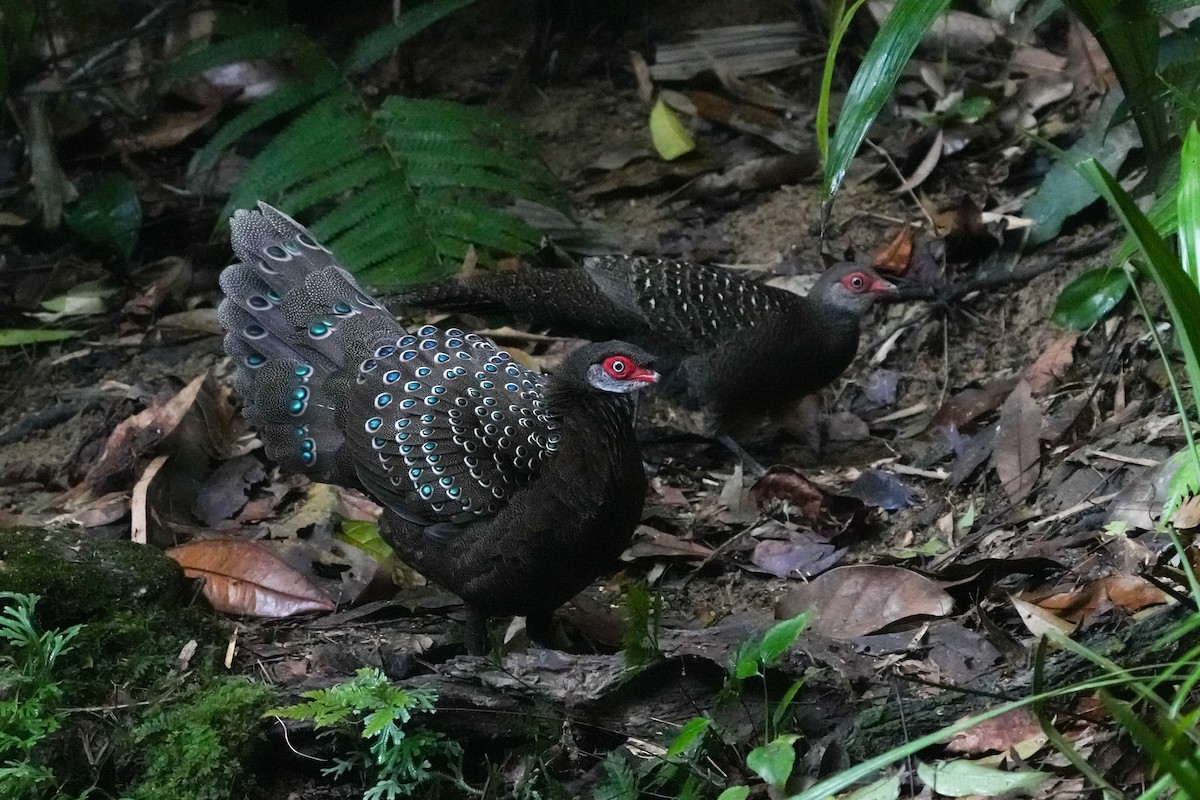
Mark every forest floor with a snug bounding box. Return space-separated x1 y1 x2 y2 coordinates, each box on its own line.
0 1 1187 798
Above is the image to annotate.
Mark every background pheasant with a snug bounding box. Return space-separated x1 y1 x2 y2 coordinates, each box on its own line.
392 254 896 432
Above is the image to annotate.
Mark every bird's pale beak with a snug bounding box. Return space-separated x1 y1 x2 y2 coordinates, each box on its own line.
633 367 660 384
870 277 898 295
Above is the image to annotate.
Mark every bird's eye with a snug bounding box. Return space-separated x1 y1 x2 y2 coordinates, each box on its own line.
848 273 867 290
603 356 629 378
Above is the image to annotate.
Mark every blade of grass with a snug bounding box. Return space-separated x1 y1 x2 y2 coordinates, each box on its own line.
822 0 949 211
815 0 868 169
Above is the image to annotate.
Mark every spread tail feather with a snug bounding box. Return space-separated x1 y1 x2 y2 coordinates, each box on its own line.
217 202 406 485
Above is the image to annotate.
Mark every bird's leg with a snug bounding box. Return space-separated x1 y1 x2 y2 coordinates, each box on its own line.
464 608 490 656
717 434 767 477
526 611 572 650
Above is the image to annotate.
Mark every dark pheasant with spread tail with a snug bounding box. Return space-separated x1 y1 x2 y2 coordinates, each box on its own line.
218 204 658 653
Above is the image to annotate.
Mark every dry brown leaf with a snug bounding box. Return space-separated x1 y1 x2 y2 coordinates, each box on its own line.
81 374 207 491
621 526 714 562
946 708 1044 755
168 539 336 617
750 466 825 520
929 376 1019 432
1011 595 1077 637
1023 333 1078 395
992 379 1042 504
114 104 223 153
872 227 914 274
774 565 954 638
1029 576 1170 625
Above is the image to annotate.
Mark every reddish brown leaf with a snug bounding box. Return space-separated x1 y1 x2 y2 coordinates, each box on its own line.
775 565 954 638
992 379 1042 504
1023 333 1078 395
750 466 825 520
167 539 335 618
872 227 915 274
929 376 1019 432
1027 576 1169 625
946 708 1044 755
621 526 713 562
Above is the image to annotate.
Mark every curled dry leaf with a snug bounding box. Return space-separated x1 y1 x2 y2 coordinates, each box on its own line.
167 539 335 618
945 708 1045 756
1023 333 1078 395
775 565 954 639
750 466 825 520
621 526 714 562
929 376 1019 433
1025 576 1170 626
1010 595 1077 637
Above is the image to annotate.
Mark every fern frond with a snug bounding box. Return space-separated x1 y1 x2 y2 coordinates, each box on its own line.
156 29 310 89
189 1 562 286
342 0 478 75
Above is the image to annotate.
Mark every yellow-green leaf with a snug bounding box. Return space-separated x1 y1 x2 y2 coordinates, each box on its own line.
649 99 695 161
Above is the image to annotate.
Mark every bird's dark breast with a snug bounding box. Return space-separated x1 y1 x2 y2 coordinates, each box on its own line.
379 398 645 616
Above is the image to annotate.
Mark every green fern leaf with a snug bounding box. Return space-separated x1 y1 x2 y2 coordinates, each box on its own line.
342 0 478 75
190 72 339 177
156 28 309 90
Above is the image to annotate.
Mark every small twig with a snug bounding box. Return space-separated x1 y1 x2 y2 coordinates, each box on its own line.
681 523 757 588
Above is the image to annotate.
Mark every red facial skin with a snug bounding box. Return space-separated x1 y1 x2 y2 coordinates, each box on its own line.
602 355 660 384
840 271 897 295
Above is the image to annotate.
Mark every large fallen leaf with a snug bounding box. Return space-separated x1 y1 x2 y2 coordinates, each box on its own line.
945 708 1044 755
1024 575 1169 626
1010 595 1077 637
917 759 1049 797
622 526 714 561
775 565 954 638
991 379 1042 504
928 376 1018 432
168 539 336 617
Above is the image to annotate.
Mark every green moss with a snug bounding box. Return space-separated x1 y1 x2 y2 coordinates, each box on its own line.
127 678 278 800
0 528 224 698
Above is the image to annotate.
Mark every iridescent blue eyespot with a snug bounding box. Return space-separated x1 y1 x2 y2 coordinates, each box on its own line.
401 350 417 361
301 438 315 452
293 387 309 401
401 445 414 454
420 485 433 498
405 381 421 392
432 386 446 395
283 240 301 254
289 399 305 414
421 340 437 350
457 352 471 360
294 365 312 377
401 399 416 408
444 369 456 379
385 371 401 383
301 451 315 464
266 290 281 302
418 325 437 336
447 338 463 348
425 396 438 405
505 383 518 391
417 367 431 377
481 381 495 389
375 393 392 408
244 324 266 338
427 455 439 464
422 414 435 423
360 359 378 372
423 442 436 452
372 437 386 449
396 418 410 428
294 427 306 436
247 295 270 310
366 417 382 431
376 345 395 358
246 354 265 366
333 302 352 315
485 364 497 373
448 487 460 498
447 328 463 336
436 353 449 363
309 322 330 338
265 245 288 260
399 336 416 347
410 468 422 479
397 432 409 441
